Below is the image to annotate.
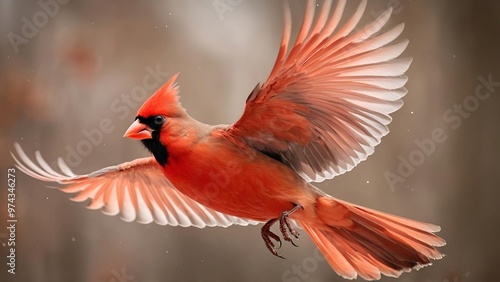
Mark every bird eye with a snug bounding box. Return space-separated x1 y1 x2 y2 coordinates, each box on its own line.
153 115 165 125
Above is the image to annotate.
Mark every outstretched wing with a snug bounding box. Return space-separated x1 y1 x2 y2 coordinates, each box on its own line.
228 0 411 182
12 143 258 228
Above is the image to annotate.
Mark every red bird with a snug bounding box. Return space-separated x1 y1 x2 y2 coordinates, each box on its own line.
13 0 444 280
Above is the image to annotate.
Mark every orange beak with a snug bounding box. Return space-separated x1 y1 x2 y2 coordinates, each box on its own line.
123 120 152 140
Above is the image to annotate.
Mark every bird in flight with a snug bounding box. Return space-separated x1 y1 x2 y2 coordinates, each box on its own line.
13 0 444 280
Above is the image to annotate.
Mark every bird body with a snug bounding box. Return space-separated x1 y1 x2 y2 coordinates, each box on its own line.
159 128 314 221
12 0 445 280
134 109 316 222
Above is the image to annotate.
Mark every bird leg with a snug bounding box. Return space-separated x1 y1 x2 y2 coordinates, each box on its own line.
279 204 301 246
261 204 302 258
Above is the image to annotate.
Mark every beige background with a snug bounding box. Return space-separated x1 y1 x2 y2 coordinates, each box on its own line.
1 0 499 281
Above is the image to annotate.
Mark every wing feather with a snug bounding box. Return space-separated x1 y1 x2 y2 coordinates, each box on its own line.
12 143 259 228
229 0 411 182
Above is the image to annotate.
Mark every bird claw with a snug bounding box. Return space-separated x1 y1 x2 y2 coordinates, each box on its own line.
261 204 302 257
279 209 300 247
261 218 285 258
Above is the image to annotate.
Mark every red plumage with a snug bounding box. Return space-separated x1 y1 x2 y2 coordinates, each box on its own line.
12 0 444 280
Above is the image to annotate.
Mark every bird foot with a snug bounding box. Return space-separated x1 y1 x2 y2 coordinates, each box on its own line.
261 204 302 258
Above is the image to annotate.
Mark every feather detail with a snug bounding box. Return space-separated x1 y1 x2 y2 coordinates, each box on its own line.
11 143 259 228
229 0 411 182
298 196 445 280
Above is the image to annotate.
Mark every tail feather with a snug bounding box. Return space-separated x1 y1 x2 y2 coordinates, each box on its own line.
327 227 386 280
351 212 444 259
342 199 442 233
298 196 445 280
340 222 429 267
353 218 442 260
303 224 358 279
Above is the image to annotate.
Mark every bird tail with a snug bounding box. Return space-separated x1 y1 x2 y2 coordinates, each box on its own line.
297 196 445 280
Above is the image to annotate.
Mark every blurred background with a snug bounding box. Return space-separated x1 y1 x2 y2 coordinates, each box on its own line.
1 0 499 281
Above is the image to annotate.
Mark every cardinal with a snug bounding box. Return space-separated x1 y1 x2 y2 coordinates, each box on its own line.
13 0 444 280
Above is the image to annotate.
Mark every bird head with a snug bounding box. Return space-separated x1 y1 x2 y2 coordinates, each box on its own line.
123 73 185 140
123 73 186 165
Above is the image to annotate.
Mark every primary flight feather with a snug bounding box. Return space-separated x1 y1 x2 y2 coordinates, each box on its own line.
13 0 444 280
